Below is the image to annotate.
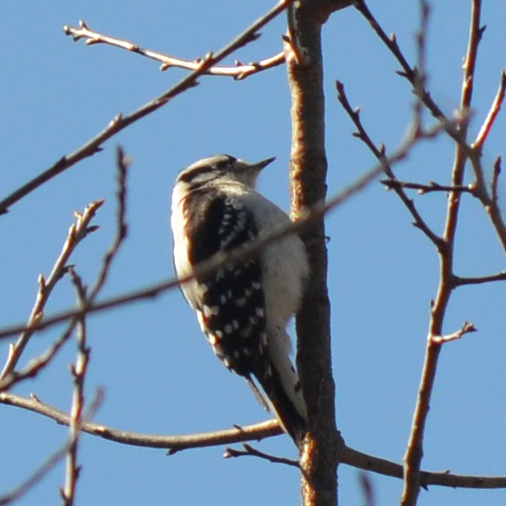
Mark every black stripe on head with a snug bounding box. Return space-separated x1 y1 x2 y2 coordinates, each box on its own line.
177 155 237 184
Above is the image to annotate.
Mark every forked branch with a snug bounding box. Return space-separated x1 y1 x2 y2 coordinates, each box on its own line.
64 20 285 80
2 391 506 491
0 0 296 215
0 120 454 342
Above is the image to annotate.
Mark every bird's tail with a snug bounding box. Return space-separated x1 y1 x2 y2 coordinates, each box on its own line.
248 340 307 446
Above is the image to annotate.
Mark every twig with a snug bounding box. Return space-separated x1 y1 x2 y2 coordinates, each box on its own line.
453 270 506 286
491 156 502 206
335 80 444 248
381 179 474 195
61 269 90 506
0 149 129 392
0 390 103 506
412 0 430 131
0 392 282 450
0 316 80 392
63 20 285 80
353 0 473 148
0 443 70 505
0 0 296 215
466 79 506 251
223 443 300 468
467 153 506 253
401 2 484 504
354 0 447 125
0 200 103 380
2 392 506 490
458 0 484 117
87 147 129 299
0 119 453 341
430 321 477 344
358 471 375 506
472 71 506 151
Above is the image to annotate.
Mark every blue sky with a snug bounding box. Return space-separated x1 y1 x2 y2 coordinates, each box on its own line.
1 1 505 505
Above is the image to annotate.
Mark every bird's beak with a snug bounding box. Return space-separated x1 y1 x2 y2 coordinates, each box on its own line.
252 157 276 172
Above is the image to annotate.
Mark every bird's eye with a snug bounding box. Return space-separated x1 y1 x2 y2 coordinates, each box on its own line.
214 156 236 171
214 161 230 171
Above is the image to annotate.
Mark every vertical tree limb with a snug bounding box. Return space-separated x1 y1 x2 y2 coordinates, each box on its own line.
401 1 483 505
286 3 343 505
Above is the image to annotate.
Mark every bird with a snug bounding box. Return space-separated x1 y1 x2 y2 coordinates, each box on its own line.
170 154 309 445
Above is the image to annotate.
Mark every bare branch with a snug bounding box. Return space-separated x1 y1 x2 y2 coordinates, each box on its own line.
0 390 102 506
354 0 473 148
61 269 90 506
354 0 446 124
412 0 430 131
0 200 103 381
0 443 71 506
453 270 506 286
381 179 474 195
0 150 128 393
0 120 453 342
401 2 485 504
0 391 282 451
2 392 506 491
0 313 80 392
335 80 444 248
459 0 484 114
468 153 506 253
87 147 129 300
0 0 296 215
223 443 300 468
491 156 502 206
63 20 285 80
340 445 506 490
430 321 477 344
472 71 506 151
